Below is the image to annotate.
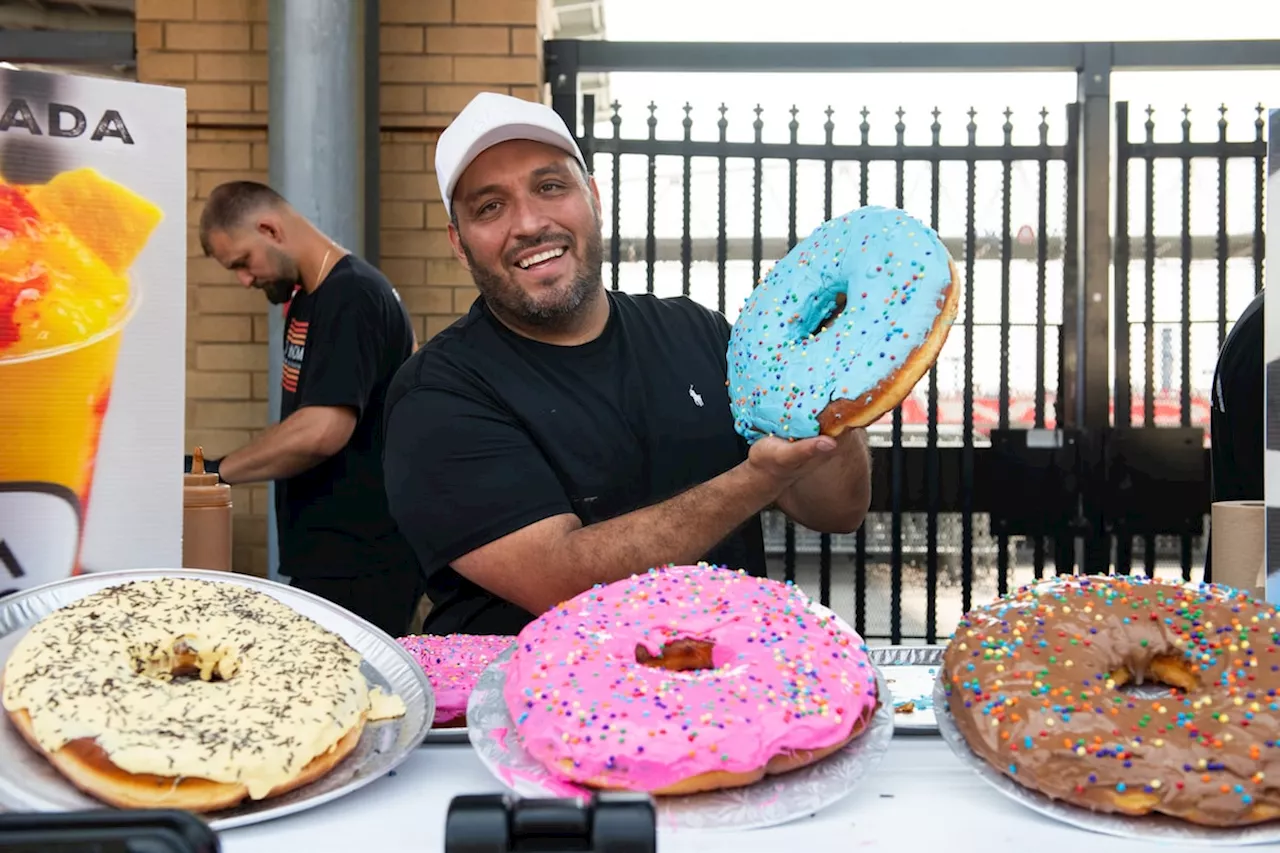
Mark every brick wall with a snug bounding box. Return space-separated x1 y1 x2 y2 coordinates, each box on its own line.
135 0 547 577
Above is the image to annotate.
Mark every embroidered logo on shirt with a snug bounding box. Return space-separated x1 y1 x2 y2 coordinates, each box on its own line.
283 318 308 393
689 384 704 407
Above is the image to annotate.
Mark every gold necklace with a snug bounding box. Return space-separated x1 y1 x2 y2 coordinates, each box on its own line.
315 248 333 289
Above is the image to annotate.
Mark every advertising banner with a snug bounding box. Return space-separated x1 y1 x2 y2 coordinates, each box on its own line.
1267 109 1279 603
0 68 186 596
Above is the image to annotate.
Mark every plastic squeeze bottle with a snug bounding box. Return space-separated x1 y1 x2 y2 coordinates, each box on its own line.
183 446 233 571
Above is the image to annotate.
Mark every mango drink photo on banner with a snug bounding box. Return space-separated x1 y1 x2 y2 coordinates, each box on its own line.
0 169 161 584
0 67 187 597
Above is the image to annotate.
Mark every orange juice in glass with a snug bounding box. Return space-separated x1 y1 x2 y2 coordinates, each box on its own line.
0 168 161 590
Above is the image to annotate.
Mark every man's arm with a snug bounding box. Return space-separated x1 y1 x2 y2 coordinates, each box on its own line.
773 427 872 534
216 406 355 484
451 436 835 615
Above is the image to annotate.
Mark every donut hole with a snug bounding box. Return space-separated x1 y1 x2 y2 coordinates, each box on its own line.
130 637 241 684
634 638 715 672
812 292 848 337
1109 654 1197 700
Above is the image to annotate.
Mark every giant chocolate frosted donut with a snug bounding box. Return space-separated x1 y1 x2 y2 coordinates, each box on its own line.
942 574 1280 827
728 205 960 442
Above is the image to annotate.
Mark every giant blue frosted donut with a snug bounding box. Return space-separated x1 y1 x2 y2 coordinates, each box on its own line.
728 205 960 443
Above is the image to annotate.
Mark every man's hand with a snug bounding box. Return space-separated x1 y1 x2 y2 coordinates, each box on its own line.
744 434 838 486
773 428 871 534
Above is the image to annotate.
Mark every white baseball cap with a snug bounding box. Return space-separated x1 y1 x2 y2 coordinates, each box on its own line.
435 91 587 218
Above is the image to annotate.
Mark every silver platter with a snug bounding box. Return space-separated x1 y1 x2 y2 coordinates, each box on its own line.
467 644 894 832
933 671 1280 845
0 568 436 830
424 727 471 744
866 644 943 735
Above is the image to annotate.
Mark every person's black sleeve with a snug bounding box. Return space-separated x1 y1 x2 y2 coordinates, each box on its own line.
382 381 574 578
297 277 383 417
1211 299 1265 502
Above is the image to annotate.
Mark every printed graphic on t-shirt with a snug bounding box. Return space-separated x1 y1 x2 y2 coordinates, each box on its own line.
283 318 308 393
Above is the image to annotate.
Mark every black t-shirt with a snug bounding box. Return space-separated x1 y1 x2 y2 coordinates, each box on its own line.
1207 288 1264 580
382 289 766 634
1210 288 1264 503
276 254 419 580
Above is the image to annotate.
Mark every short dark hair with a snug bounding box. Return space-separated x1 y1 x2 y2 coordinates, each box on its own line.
199 180 286 255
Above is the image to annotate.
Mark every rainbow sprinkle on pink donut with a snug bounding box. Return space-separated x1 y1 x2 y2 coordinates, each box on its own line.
501 563 880 792
397 634 514 725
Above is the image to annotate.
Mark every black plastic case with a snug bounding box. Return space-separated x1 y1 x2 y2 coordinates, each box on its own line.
0 809 220 853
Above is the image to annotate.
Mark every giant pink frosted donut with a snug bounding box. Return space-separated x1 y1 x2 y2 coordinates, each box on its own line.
502 564 880 795
397 634 514 727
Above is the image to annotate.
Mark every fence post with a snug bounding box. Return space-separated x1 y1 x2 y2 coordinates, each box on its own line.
545 39 581 137
1077 43 1114 574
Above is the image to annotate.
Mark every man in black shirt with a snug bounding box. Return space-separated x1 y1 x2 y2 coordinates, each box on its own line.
1207 288 1265 579
382 92 872 635
198 181 422 635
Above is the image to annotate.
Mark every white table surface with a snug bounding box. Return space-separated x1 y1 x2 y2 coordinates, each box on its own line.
219 737 1197 853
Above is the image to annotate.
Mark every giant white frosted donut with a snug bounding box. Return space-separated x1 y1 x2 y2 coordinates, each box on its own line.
1 577 405 812
728 204 960 442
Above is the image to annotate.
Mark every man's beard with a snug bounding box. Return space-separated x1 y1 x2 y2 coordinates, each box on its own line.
462 225 603 331
259 278 297 305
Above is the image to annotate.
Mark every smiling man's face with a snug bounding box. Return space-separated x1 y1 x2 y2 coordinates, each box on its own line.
447 138 603 332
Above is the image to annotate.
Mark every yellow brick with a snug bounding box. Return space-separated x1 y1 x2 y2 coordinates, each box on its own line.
378 258 425 286
381 55 453 84
509 26 537 56
398 285 455 315
194 401 267 429
453 286 479 312
426 204 451 230
455 0 536 25
425 83 495 115
382 0 451 24
137 52 195 82
184 82 253 112
233 515 268 547
253 85 269 112
381 141 425 171
382 200 424 229
380 171 439 201
508 85 542 102
251 23 269 51
189 257 236 286
381 25 423 53
380 84 424 114
425 315 456 338
187 369 252 399
166 22 251 51
251 371 271 400
426 259 472 286
252 315 270 342
382 229 432 258
197 285 263 314
136 22 165 50
251 141 269 170
197 0 266 22
185 429 251 459
190 313 252 342
188 141 252 170
137 0 194 20
197 53 268 82
426 25 509 55
196 343 269 372
196 169 267 198
248 486 273 516
454 55 539 85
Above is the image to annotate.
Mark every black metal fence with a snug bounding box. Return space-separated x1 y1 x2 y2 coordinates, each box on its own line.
544 40 1276 643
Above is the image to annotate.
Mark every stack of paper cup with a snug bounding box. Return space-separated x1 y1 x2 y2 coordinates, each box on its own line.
1211 500 1266 598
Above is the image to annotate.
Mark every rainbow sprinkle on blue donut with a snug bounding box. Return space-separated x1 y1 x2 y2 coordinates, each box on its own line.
728 205 954 443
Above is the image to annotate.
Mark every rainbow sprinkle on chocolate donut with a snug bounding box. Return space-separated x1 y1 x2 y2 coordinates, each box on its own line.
728 204 954 443
502 563 879 792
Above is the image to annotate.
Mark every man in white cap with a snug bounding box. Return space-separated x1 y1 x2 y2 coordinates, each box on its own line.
382 92 871 634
